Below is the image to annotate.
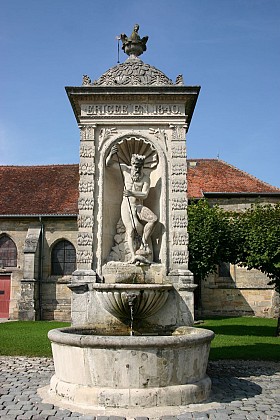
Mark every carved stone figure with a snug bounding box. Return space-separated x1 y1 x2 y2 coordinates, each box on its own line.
106 145 157 264
82 75 91 86
120 24 148 57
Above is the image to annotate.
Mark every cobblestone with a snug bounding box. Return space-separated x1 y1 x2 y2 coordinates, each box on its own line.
0 357 280 419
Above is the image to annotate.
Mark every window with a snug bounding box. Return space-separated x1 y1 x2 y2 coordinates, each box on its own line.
0 236 17 267
218 262 231 278
51 240 76 275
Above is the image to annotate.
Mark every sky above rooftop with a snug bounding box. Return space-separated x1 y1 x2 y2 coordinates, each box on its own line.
1 0 279 188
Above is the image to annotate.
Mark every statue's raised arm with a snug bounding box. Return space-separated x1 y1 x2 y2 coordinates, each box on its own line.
105 145 118 167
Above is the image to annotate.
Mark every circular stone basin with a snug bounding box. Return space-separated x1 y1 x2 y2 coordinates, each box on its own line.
92 283 172 320
48 326 214 409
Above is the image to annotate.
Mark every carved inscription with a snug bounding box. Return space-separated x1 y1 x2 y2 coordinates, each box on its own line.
81 103 184 116
171 179 187 193
171 162 187 176
79 163 95 175
171 144 186 158
78 233 93 246
171 198 188 211
77 215 94 228
172 215 188 229
78 198 94 210
79 181 94 193
173 250 188 264
77 250 93 264
173 232 188 246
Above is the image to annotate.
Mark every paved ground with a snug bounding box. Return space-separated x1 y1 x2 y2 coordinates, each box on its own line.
0 357 279 419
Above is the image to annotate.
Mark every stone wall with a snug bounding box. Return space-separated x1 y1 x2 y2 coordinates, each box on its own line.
41 279 72 321
197 196 280 319
0 217 76 321
0 218 30 319
199 265 279 319
207 196 280 212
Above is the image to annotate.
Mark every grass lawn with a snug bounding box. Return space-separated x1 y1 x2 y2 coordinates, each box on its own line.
0 317 279 360
0 321 70 357
199 317 280 361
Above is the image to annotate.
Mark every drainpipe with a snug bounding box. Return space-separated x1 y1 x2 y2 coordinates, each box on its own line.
38 216 44 320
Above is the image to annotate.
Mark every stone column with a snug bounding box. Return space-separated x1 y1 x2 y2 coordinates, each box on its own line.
70 124 97 324
169 124 189 272
168 124 196 321
76 125 96 273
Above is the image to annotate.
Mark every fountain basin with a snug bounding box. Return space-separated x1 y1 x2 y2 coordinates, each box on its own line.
48 326 214 408
93 283 172 320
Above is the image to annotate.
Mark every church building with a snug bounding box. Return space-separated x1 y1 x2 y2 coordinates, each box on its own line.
1 160 279 321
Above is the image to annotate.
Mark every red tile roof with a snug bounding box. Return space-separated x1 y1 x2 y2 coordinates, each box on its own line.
0 160 279 216
187 159 280 198
0 165 79 215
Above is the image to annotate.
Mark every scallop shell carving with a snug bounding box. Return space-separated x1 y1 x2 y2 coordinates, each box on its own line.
112 136 158 169
95 285 171 320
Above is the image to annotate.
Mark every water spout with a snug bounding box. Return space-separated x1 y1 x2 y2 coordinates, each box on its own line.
125 292 138 336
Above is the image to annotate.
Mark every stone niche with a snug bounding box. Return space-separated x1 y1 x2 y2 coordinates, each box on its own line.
100 131 167 286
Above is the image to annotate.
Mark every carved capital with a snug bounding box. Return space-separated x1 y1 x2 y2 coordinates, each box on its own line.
79 125 96 141
169 124 187 140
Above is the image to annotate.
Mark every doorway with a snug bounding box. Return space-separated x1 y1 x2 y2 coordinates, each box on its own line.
0 275 11 318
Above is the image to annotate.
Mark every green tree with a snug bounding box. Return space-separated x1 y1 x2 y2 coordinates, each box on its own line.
188 200 280 336
187 200 240 306
237 203 280 335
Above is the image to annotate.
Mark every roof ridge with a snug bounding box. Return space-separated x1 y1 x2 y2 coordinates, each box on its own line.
187 158 218 161
0 163 79 169
218 159 280 191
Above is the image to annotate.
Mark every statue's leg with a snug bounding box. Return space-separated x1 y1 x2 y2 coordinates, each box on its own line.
136 206 157 254
126 227 136 261
121 200 141 262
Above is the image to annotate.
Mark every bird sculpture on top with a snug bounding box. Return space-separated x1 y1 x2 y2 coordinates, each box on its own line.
120 24 148 58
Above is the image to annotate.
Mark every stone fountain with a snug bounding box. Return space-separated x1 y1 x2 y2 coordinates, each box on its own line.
47 25 214 412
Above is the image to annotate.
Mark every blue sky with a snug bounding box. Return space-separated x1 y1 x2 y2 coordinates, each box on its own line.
1 0 279 187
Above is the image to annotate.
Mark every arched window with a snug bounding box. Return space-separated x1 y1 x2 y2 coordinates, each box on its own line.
51 240 76 275
0 235 17 267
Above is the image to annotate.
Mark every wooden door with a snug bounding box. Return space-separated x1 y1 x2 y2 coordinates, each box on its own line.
0 275 11 318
